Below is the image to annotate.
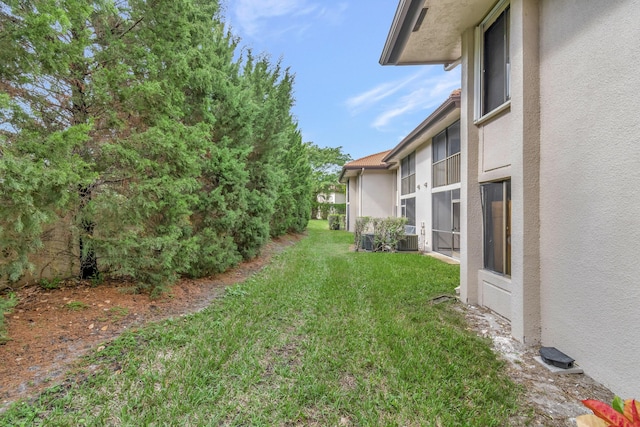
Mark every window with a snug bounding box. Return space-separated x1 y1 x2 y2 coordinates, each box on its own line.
400 197 416 227
481 181 511 275
401 152 416 195
476 1 510 119
432 120 461 187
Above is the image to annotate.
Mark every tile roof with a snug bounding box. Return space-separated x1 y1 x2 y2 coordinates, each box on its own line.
343 150 392 169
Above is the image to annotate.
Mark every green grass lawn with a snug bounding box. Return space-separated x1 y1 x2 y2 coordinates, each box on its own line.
1 220 522 426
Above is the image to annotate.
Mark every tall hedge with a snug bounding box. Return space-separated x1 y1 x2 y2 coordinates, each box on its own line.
0 0 311 292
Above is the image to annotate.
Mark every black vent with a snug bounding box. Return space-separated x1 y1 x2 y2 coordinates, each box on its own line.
539 347 575 369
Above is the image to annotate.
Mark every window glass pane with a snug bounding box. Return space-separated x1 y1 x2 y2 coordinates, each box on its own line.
409 152 415 175
483 7 509 114
447 121 461 156
402 197 416 226
401 152 416 194
452 201 460 232
482 182 505 274
481 181 511 275
433 131 447 162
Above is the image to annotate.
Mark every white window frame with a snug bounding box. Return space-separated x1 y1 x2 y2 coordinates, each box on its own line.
400 151 416 196
474 0 511 124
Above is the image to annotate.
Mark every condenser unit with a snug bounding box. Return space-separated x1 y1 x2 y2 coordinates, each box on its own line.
397 234 419 251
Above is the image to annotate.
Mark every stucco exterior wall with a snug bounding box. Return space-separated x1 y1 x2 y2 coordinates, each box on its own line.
539 0 640 397
459 28 483 307
479 114 512 177
414 144 432 251
459 0 542 343
361 171 395 218
346 178 358 231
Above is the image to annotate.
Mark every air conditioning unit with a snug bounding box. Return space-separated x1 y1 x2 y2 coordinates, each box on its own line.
360 233 375 251
397 234 419 251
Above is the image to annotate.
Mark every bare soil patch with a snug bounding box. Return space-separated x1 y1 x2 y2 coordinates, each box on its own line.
0 234 304 411
1 238 614 426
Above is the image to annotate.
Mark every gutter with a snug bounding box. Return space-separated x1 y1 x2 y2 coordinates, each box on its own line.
379 0 426 65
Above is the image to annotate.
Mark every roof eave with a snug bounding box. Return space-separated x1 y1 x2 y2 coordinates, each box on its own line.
339 164 391 183
379 0 426 66
381 0 498 66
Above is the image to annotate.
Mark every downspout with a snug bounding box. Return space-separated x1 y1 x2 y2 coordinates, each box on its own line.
358 168 364 217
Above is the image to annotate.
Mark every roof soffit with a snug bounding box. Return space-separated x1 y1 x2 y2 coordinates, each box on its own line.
381 0 497 65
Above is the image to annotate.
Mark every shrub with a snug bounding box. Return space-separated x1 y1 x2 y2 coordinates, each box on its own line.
338 214 346 230
354 216 372 251
355 217 407 252
328 214 346 230
0 292 18 344
372 217 407 252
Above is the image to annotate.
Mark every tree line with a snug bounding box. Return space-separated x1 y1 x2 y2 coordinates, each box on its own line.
0 0 313 293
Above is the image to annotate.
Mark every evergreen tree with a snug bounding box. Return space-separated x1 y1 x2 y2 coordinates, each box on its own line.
0 0 313 292
271 124 312 235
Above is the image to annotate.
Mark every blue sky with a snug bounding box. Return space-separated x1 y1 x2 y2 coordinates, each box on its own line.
222 0 461 161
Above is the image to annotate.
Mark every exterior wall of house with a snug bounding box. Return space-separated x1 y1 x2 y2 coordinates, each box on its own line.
346 178 358 231
345 170 395 231
415 144 432 252
538 0 640 397
458 0 541 343
459 28 483 307
389 111 462 255
360 170 395 219
333 192 346 204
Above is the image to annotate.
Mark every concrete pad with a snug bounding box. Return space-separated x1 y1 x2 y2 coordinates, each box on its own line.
424 251 460 265
534 356 584 375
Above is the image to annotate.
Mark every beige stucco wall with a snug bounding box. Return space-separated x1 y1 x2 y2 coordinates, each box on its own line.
478 114 512 178
346 178 358 231
459 28 483 307
539 0 640 398
460 0 541 344
346 170 395 231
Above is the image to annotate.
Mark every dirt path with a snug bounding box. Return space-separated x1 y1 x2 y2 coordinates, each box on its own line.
0 234 304 411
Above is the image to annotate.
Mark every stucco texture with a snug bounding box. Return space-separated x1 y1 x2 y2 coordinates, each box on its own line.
539 0 640 398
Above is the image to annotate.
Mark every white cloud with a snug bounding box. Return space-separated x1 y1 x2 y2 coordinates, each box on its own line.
369 68 461 130
372 88 429 129
345 69 428 114
232 0 347 39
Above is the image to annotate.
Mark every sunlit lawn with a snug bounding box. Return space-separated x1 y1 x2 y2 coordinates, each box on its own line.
1 220 522 426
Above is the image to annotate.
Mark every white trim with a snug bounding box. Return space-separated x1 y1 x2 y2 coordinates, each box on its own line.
474 0 511 122
473 99 510 126
431 182 461 194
